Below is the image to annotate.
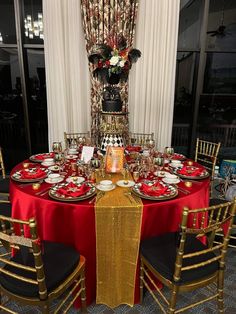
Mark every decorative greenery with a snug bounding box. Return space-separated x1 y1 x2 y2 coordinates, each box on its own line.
88 34 141 84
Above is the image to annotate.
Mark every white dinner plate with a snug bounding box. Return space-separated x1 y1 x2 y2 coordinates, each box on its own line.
66 176 85 184
45 176 64 184
116 180 135 188
162 177 180 184
96 184 116 191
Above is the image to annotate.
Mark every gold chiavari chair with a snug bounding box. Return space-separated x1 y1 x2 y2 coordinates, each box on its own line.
0 147 10 199
0 216 87 314
195 138 221 181
128 132 155 148
140 199 236 313
64 131 91 149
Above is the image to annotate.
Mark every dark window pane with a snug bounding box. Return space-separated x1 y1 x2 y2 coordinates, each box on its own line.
178 0 202 50
0 0 16 44
172 52 199 155
207 0 236 50
26 49 48 153
197 95 236 159
0 48 28 170
23 0 43 44
203 52 236 93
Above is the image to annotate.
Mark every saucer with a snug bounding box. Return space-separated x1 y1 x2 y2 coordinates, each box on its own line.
66 176 85 184
116 180 135 188
45 176 64 184
48 165 60 171
162 177 180 184
66 155 78 160
154 171 168 178
96 184 116 191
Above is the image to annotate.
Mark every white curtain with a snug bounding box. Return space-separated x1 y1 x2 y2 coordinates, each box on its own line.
43 0 90 149
129 0 180 151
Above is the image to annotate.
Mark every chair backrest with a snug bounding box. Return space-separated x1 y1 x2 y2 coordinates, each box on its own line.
195 138 221 180
0 215 48 300
0 147 6 179
173 200 236 283
64 131 90 148
128 132 155 148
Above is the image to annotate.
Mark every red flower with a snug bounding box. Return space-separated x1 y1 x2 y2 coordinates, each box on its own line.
98 60 103 68
105 60 110 66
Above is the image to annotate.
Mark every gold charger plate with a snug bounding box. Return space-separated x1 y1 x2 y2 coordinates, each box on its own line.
11 167 49 183
131 181 178 201
48 182 96 202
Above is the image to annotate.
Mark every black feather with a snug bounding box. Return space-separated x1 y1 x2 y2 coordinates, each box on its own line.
128 49 141 63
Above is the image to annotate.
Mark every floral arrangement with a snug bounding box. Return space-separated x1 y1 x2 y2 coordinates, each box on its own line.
88 35 141 84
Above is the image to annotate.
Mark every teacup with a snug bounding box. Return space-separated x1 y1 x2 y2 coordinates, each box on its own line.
43 158 54 166
165 173 178 180
171 160 181 165
99 180 113 190
68 148 77 154
48 173 60 183
142 150 150 157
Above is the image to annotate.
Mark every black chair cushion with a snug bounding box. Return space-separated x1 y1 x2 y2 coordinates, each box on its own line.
210 198 228 206
0 202 12 217
0 241 80 297
140 232 219 285
0 177 10 194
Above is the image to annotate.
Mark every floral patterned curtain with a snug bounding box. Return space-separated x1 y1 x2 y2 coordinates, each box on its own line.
81 0 139 144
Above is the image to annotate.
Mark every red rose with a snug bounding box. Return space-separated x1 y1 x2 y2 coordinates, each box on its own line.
98 60 103 68
105 60 110 66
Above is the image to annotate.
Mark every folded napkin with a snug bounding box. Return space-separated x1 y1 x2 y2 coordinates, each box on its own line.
125 145 142 152
35 153 54 160
57 182 90 198
140 181 168 196
178 166 204 177
21 168 46 179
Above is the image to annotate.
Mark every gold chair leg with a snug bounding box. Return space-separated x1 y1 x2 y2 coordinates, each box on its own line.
42 303 49 314
140 259 144 304
80 269 87 314
217 270 225 313
168 285 179 314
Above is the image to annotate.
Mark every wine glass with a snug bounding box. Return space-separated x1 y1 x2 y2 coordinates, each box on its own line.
52 141 62 153
133 171 140 183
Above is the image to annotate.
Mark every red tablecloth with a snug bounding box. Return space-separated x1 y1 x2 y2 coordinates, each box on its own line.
10 162 209 306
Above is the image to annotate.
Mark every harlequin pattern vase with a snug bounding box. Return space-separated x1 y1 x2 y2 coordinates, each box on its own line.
101 134 124 152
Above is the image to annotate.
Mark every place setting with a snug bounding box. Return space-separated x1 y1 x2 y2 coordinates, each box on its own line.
131 179 178 201
174 163 209 180
49 181 96 202
11 167 49 183
29 152 55 163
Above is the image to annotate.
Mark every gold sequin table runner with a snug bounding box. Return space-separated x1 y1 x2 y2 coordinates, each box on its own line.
95 172 143 308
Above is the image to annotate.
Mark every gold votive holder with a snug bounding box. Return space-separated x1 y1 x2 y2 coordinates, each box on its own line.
184 181 192 188
23 162 30 169
187 161 193 166
32 183 41 190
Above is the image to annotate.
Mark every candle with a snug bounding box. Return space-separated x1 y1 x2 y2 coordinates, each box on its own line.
32 183 41 190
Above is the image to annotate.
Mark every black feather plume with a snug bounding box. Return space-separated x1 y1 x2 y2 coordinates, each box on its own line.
128 49 141 63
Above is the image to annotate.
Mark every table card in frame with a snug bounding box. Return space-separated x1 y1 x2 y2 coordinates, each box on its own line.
105 146 124 173
81 146 95 164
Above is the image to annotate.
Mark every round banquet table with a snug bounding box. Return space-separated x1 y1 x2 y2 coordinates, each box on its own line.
10 161 210 307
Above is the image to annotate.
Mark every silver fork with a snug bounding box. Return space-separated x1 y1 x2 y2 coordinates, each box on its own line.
96 191 105 202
